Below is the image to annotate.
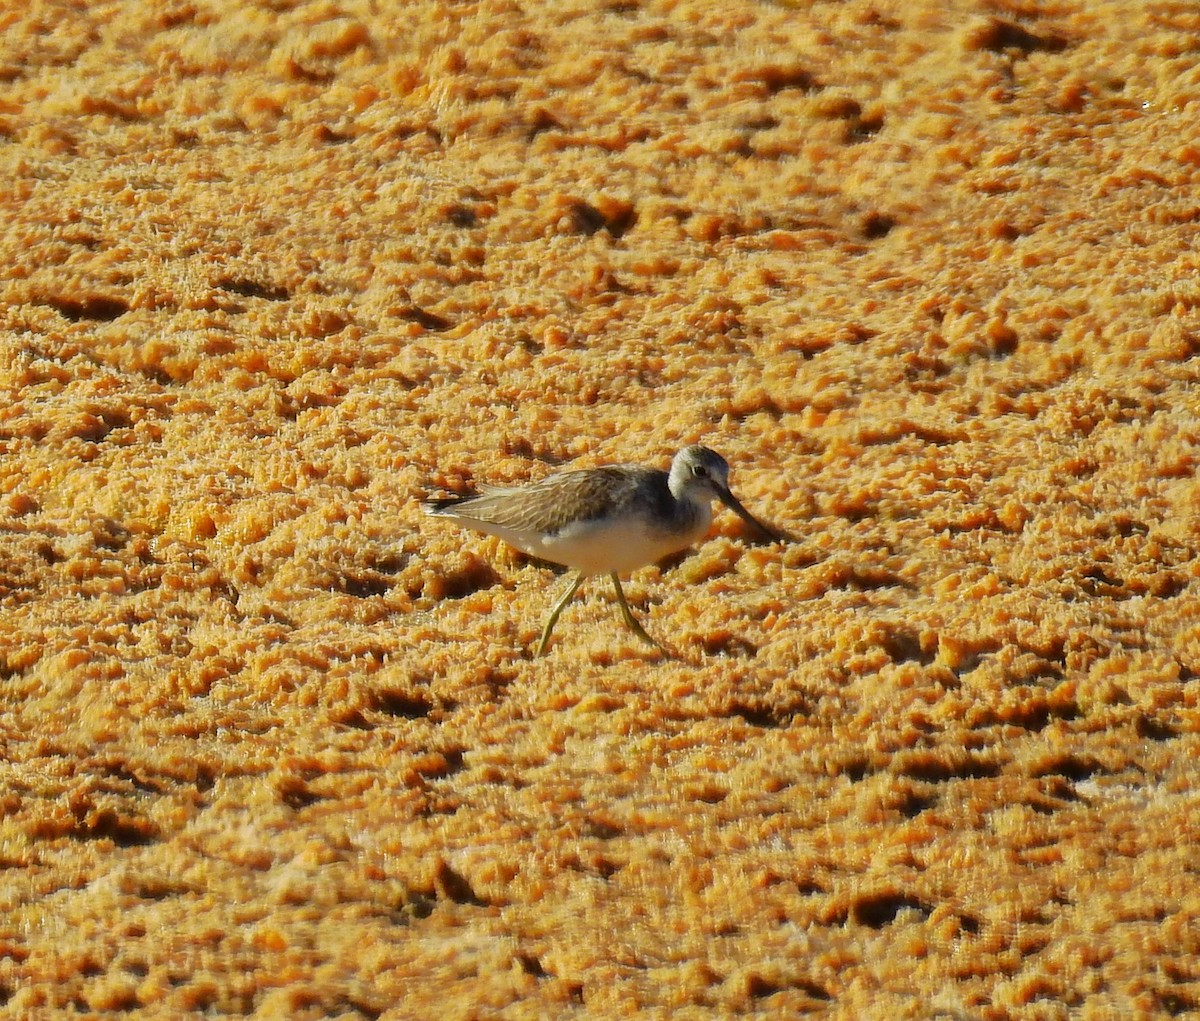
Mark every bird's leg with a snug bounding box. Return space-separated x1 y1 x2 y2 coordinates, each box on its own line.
537 572 585 656
610 572 666 652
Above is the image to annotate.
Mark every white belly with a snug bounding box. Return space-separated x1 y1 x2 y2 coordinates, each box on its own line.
479 511 711 576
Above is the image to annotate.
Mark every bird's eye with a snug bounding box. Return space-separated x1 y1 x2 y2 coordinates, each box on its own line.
691 464 705 477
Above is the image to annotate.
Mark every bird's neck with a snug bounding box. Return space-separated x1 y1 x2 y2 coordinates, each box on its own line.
675 491 712 533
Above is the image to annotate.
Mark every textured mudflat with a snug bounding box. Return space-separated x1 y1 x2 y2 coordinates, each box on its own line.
1 0 1198 1017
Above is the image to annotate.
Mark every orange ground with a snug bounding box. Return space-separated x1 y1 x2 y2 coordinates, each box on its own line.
1 0 1199 1017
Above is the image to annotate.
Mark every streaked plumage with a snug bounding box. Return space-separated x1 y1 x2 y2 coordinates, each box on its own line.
425 445 778 655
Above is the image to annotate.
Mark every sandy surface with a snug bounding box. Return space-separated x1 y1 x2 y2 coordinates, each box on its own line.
2 0 1199 1017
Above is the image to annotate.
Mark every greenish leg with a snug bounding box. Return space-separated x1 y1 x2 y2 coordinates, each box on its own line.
537 572 584 656
610 572 665 652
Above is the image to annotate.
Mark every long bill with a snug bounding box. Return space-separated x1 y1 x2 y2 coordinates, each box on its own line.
717 487 781 543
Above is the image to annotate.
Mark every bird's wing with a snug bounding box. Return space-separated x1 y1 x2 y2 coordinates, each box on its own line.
440 466 657 537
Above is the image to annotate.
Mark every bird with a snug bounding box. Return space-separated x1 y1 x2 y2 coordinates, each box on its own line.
424 445 779 656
